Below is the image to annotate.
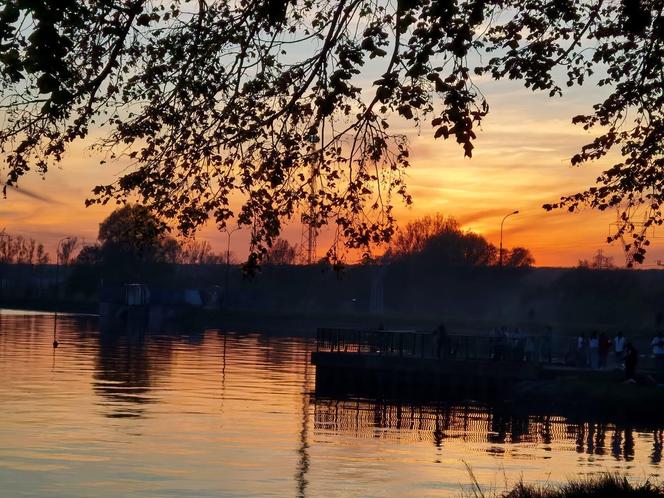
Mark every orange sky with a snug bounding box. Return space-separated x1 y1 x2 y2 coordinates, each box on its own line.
2 78 660 268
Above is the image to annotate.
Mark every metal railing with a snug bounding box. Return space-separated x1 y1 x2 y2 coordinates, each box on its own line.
316 328 556 363
316 328 434 357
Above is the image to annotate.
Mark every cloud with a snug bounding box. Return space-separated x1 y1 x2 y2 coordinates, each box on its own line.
3 184 61 204
458 208 515 226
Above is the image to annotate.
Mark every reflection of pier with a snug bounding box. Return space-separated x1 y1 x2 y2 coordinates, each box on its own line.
311 397 663 464
313 398 558 445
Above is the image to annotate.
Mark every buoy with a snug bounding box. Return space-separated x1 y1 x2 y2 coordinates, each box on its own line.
53 311 59 349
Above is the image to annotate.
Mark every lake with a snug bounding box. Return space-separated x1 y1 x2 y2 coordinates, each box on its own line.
0 311 661 497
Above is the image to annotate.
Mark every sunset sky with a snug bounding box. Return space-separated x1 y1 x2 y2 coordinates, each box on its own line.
2 76 658 268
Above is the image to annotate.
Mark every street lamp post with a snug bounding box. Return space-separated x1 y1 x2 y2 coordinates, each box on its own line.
499 211 519 267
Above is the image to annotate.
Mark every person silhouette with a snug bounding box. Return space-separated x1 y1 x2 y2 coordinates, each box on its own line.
624 342 638 381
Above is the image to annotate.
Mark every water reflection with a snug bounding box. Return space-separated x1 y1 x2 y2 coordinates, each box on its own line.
653 430 663 464
296 357 311 498
93 331 174 418
311 397 664 466
0 312 662 498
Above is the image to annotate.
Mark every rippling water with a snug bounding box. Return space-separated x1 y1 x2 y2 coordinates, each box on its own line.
0 311 661 497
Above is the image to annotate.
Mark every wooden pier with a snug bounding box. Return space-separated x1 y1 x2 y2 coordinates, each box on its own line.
311 327 551 398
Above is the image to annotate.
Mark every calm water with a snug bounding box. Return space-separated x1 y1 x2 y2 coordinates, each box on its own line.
0 311 662 497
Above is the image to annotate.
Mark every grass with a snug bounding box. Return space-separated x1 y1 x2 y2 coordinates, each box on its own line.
463 472 664 498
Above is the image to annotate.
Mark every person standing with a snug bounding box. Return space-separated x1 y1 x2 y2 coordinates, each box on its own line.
624 342 639 380
589 331 599 369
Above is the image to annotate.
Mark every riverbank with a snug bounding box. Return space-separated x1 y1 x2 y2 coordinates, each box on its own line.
3 295 664 339
465 473 664 498
4 262 664 336
0 297 97 315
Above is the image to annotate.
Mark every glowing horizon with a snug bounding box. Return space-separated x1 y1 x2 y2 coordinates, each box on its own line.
1 79 656 268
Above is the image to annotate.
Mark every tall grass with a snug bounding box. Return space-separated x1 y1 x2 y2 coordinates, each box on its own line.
463 472 664 498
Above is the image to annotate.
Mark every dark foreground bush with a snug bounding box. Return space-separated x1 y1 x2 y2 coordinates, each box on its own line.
499 474 663 498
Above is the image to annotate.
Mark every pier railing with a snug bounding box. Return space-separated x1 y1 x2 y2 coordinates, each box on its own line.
316 328 556 363
317 328 434 357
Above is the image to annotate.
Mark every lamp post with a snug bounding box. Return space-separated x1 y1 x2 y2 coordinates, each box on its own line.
499 211 519 267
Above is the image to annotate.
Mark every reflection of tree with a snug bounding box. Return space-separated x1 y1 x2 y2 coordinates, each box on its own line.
93 331 174 419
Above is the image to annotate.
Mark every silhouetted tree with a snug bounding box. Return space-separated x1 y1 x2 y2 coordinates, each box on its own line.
75 245 101 265
98 205 168 262
71 205 176 286
57 237 79 265
420 227 497 266
505 247 535 268
578 249 615 269
385 213 498 266
176 239 225 264
387 215 459 257
1 2 661 263
35 243 49 264
75 207 223 267
265 238 298 265
0 230 48 264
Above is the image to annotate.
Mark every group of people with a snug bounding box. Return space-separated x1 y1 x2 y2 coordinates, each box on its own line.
576 330 664 377
575 331 640 379
429 322 664 381
575 331 615 369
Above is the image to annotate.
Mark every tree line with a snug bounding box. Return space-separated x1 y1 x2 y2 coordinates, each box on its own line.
0 230 50 265
2 207 534 270
382 214 534 268
261 213 535 268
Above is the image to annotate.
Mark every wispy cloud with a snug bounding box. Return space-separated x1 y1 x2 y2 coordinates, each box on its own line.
3 184 62 204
